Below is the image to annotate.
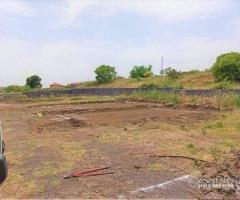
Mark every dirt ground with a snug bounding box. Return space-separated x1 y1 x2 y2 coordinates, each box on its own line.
0 97 240 199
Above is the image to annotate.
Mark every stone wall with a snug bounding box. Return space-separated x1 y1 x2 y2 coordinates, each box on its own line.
23 88 240 98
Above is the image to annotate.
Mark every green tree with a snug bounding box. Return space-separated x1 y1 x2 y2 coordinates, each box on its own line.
26 75 42 88
211 52 240 82
162 67 180 79
95 65 117 83
130 65 153 79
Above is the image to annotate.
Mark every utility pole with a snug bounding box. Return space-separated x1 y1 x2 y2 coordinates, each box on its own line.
160 56 164 76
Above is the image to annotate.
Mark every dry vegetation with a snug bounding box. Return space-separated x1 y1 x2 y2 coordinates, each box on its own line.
75 71 240 89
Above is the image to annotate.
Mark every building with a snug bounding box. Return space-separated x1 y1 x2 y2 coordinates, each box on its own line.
49 82 65 89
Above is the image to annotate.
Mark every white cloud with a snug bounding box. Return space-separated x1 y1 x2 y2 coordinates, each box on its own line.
56 0 227 27
120 0 226 22
0 0 34 16
55 0 99 27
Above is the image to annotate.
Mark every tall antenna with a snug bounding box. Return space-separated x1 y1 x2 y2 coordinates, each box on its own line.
161 56 164 76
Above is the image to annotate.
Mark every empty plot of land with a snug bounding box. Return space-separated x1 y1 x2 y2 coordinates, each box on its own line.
0 98 239 199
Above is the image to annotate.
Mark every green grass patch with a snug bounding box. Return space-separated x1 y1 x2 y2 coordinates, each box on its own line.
204 121 224 129
217 94 240 109
186 143 198 155
3 85 31 93
130 90 181 104
148 163 162 171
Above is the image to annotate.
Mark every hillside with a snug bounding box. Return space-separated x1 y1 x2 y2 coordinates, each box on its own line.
75 71 240 89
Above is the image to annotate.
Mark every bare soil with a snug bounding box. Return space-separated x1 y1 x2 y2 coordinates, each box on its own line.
0 100 239 199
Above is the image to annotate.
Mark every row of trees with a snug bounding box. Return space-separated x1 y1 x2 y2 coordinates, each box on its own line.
95 52 240 83
95 64 182 83
21 65 178 89
10 51 240 91
4 75 42 93
23 65 181 88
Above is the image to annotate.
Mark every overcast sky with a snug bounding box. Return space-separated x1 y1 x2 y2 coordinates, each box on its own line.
0 0 239 86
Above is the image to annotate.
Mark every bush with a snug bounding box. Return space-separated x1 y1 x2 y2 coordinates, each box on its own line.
219 94 240 108
130 65 153 79
95 65 117 83
140 83 160 89
162 67 181 79
131 91 181 105
26 75 42 88
213 81 232 89
211 52 240 82
4 85 31 93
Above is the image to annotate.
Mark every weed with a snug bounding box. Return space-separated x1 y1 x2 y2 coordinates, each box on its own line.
222 139 239 150
190 96 198 104
149 163 162 171
204 121 224 129
59 142 85 161
130 90 181 104
186 143 198 155
34 165 58 177
204 122 214 129
236 123 240 133
210 145 221 161
213 81 232 89
215 121 224 128
218 94 240 109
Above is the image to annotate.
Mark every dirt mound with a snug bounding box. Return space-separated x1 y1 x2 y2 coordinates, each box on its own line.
66 118 89 127
44 118 90 131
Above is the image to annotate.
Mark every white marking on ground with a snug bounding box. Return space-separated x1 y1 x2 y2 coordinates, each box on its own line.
26 112 35 118
57 114 71 120
131 175 195 194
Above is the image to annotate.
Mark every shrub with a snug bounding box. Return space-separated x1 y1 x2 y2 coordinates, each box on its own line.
140 83 160 89
4 85 31 93
131 91 181 105
213 81 232 89
95 65 117 83
211 52 240 82
186 143 198 155
130 65 153 79
215 94 240 109
26 75 42 88
162 67 181 79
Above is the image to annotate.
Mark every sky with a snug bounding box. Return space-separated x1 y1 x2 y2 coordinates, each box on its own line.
0 0 240 87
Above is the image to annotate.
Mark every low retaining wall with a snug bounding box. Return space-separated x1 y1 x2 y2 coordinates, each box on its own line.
23 88 240 98
0 93 24 100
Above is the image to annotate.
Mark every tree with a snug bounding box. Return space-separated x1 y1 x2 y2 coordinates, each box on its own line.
162 67 180 79
26 75 42 88
211 52 240 82
130 65 153 79
95 65 117 83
